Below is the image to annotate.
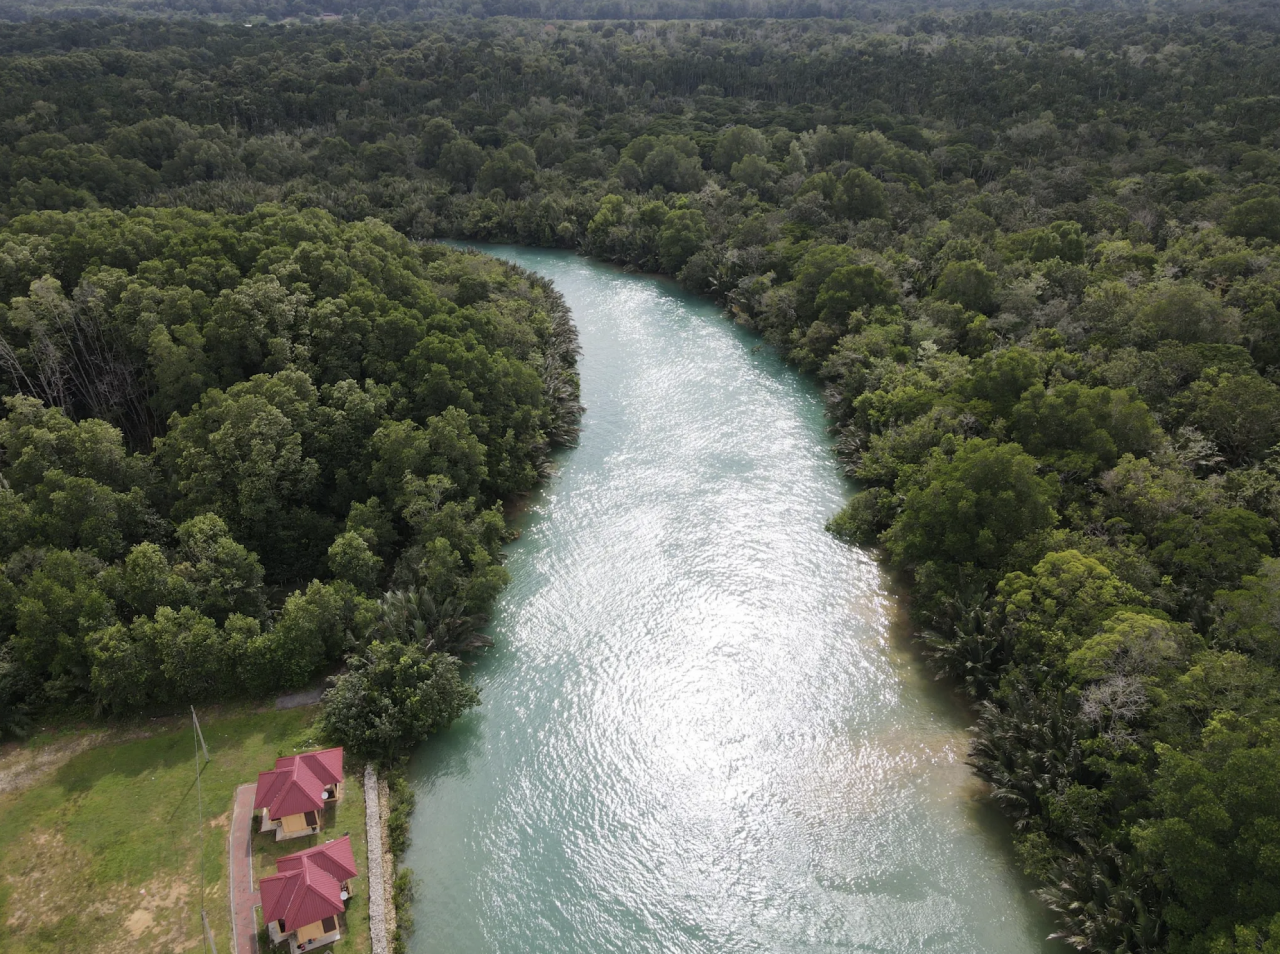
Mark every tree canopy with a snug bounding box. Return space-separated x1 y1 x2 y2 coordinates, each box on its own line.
0 206 580 735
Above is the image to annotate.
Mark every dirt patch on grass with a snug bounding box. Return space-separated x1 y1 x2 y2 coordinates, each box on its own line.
0 727 154 798
0 733 108 797
2 830 95 933
124 907 155 938
3 827 198 953
0 702 264 799
117 878 192 951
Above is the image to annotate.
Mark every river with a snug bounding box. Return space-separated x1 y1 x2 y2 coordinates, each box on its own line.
403 246 1060 954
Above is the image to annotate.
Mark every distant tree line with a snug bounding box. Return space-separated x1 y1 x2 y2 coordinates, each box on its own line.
1 0 1278 27
0 8 1279 952
1 0 1274 26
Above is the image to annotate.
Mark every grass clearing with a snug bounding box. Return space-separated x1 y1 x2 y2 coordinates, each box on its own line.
0 705 368 954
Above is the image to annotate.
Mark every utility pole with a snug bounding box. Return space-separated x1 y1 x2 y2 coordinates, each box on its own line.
193 707 215 954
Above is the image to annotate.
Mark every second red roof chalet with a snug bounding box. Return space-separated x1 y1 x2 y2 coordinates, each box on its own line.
261 835 358 952
253 746 344 841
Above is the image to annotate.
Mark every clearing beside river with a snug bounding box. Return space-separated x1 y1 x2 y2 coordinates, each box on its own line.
0 705 369 954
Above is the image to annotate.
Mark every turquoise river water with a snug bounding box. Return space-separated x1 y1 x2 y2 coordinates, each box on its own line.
403 246 1060 954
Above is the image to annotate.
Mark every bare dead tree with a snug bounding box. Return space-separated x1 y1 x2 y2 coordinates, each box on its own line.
1079 675 1149 746
61 282 159 447
0 278 159 449
33 331 71 411
0 333 38 401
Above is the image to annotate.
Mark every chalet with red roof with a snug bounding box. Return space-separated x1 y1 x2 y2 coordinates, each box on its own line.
261 835 358 953
254 747 344 841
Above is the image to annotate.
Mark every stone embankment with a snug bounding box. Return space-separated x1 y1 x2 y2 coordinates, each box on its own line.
378 773 398 941
364 764 389 954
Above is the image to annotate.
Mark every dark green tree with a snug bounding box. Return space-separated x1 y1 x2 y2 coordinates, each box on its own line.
318 639 480 763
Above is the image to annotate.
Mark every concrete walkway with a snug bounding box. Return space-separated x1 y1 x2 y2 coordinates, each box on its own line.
230 782 260 954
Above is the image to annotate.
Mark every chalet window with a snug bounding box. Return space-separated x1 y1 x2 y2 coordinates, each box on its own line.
304 810 318 827
321 916 337 934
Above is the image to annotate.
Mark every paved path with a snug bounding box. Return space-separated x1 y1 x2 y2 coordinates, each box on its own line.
230 782 260 954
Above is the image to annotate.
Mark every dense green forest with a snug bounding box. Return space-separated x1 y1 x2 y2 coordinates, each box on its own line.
0 6 1279 953
0 205 583 752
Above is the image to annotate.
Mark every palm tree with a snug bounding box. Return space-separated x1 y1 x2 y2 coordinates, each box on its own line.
920 589 1006 699
1039 843 1166 953
370 586 492 656
968 686 1090 826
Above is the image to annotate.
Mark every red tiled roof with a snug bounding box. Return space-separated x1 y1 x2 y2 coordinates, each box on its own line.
253 747 343 821
259 835 356 931
278 834 358 883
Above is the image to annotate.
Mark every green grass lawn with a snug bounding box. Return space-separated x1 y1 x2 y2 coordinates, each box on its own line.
0 705 371 954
